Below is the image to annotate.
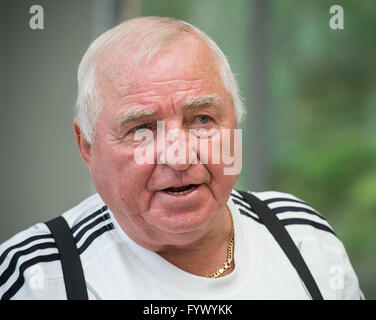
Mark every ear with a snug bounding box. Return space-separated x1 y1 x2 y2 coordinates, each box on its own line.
73 118 92 169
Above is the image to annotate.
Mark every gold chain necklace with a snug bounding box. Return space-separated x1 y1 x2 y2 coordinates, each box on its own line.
206 205 234 278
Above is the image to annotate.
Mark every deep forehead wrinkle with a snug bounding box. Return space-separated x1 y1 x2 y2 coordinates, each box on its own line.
116 78 204 99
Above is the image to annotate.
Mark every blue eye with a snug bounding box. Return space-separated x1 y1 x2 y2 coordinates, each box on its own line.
196 115 210 124
135 123 149 131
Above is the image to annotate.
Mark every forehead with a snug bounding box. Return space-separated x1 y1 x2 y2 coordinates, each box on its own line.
96 34 226 102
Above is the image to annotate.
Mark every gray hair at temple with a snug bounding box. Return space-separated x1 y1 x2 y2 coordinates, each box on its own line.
75 16 246 144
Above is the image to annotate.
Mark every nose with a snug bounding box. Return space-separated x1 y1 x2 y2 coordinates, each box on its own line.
156 123 196 171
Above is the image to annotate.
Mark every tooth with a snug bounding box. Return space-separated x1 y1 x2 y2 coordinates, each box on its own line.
166 185 196 195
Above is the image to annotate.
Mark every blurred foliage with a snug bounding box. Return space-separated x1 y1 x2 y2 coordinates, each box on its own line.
270 0 376 298
141 0 376 298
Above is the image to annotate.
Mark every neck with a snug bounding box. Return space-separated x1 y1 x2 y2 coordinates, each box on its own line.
156 206 234 277
113 203 235 277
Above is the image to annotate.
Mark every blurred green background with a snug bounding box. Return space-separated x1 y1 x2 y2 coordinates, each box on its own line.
1 0 375 298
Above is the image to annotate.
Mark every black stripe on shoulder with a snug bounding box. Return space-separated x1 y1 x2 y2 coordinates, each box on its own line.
74 213 111 244
0 242 57 287
281 218 337 236
230 195 261 223
238 209 262 224
230 191 244 201
271 206 327 221
243 193 326 221
71 205 108 234
78 223 114 255
1 253 60 300
234 191 310 208
0 234 53 266
231 198 251 210
233 190 336 237
263 197 308 206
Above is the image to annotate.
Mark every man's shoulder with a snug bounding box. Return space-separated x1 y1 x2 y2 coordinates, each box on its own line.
60 193 108 229
0 193 105 250
231 189 337 241
230 189 345 270
230 189 362 299
0 193 108 299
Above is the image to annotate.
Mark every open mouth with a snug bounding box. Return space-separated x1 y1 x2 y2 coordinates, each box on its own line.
162 184 198 195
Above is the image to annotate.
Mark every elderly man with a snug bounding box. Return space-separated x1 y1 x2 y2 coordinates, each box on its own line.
0 16 362 300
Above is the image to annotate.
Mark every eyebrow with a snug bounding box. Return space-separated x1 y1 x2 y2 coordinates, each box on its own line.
117 106 157 125
116 94 221 127
183 94 219 109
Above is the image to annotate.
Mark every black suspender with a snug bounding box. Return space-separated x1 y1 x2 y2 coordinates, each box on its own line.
45 216 88 300
238 191 324 300
45 191 323 300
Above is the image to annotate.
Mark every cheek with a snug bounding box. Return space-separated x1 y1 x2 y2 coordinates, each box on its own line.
90 144 155 212
204 162 237 215
206 163 238 195
116 164 155 213
197 132 239 200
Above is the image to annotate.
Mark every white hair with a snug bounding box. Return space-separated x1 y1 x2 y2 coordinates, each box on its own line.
76 16 246 144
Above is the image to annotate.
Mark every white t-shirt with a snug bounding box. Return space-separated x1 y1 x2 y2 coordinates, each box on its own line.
0 190 363 300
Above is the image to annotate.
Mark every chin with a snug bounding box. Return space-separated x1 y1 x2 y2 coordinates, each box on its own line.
145 202 218 235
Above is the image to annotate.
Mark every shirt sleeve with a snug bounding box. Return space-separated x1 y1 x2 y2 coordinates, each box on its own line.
0 224 65 300
295 228 363 300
